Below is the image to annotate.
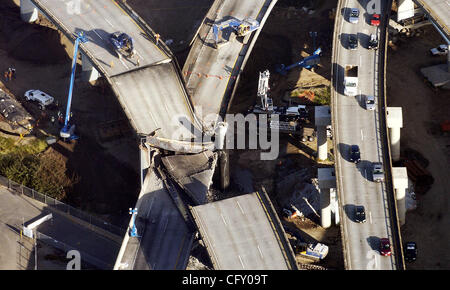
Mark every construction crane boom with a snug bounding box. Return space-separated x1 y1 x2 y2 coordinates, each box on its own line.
60 32 88 140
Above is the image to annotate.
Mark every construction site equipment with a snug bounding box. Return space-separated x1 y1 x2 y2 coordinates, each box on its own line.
110 31 136 59
60 32 88 141
276 47 322 75
24 90 54 110
295 242 329 261
269 120 315 141
252 70 273 113
344 65 358 96
212 17 260 48
430 44 448 56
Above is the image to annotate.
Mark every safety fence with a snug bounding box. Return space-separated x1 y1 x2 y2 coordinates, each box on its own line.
0 175 125 237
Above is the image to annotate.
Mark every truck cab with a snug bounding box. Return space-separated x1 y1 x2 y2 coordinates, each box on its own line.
344 65 358 96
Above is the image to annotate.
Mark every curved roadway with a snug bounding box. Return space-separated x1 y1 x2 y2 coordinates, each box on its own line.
30 0 201 141
332 0 397 270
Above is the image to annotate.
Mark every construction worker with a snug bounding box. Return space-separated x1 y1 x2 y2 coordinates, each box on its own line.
4 71 8 82
8 69 13 82
11 67 16 79
155 34 160 45
51 116 55 125
136 58 140 67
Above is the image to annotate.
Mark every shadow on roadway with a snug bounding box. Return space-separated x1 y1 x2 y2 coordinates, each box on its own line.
343 204 357 222
331 63 344 96
366 236 380 252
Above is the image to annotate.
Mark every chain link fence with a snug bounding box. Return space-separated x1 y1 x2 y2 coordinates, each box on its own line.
0 175 125 237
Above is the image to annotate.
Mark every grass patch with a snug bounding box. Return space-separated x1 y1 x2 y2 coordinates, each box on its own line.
0 136 48 155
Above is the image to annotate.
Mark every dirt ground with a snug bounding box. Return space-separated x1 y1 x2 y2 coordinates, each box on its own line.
0 1 140 228
225 0 343 269
386 25 450 269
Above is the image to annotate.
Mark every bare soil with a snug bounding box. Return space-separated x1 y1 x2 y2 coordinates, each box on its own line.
386 24 450 269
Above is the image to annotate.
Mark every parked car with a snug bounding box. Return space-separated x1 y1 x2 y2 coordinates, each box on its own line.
349 34 358 50
354 206 366 223
430 44 448 56
24 90 54 110
350 145 361 163
404 242 417 262
366 95 375 110
368 33 378 50
380 238 392 256
370 14 380 26
349 8 360 23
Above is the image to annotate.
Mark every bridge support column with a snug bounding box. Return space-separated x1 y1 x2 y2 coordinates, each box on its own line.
20 0 38 23
392 167 408 226
318 167 336 228
315 106 331 161
386 107 403 162
397 0 415 22
82 53 100 82
215 122 229 190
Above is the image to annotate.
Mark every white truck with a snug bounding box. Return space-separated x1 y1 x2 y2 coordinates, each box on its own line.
24 90 54 110
344 65 358 96
430 44 448 56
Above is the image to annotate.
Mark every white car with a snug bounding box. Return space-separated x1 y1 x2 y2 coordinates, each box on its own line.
24 90 54 109
430 44 448 56
349 8 360 24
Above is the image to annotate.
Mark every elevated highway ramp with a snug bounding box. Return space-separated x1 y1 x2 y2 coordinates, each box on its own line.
413 0 449 40
30 0 201 140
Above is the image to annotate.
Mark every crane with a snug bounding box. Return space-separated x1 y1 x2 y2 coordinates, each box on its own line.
60 31 88 141
276 47 322 75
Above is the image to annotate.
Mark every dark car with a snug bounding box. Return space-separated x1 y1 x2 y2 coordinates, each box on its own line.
370 14 380 26
354 206 366 223
349 34 358 50
405 242 417 262
349 145 361 163
368 34 378 50
380 238 392 256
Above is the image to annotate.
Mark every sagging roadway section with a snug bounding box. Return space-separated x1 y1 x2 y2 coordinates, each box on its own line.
183 0 278 132
25 0 202 142
331 0 404 269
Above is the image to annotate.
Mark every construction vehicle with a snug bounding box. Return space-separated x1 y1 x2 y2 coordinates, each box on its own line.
276 47 322 75
212 17 260 48
295 242 329 261
269 119 316 141
24 90 54 110
252 70 274 113
430 44 448 56
110 31 136 59
60 32 88 141
344 65 358 96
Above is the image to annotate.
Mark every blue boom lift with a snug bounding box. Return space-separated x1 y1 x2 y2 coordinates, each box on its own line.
276 47 322 75
60 32 88 141
212 17 260 48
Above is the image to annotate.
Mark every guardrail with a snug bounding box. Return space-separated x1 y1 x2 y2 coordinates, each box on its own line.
378 0 406 269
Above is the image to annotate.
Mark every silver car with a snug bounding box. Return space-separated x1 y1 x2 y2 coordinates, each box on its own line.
366 95 375 110
349 8 360 24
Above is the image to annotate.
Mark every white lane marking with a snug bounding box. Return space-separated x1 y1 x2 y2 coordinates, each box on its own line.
236 201 245 215
146 197 155 218
136 51 145 62
221 214 227 226
361 129 364 141
257 245 264 259
359 55 362 67
238 255 245 269
364 169 367 179
369 211 373 224
104 18 114 28
119 57 130 70
92 29 104 41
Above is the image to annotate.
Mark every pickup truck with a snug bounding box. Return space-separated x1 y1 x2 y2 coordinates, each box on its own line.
430 44 448 56
344 65 358 96
24 90 54 110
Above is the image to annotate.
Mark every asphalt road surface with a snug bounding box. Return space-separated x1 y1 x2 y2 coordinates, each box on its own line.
333 0 397 270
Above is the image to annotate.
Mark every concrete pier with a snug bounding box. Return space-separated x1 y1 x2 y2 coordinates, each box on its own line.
315 106 331 161
20 0 39 23
392 167 408 226
318 167 337 228
386 107 403 162
82 53 100 82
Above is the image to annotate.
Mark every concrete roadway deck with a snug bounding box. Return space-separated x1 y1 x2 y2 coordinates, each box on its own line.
413 0 449 39
183 0 278 132
31 0 201 139
114 167 194 270
191 191 297 270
